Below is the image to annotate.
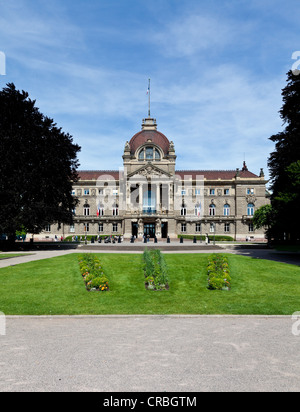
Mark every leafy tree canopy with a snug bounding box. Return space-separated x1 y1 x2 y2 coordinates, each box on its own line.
268 71 300 239
253 204 274 230
0 83 81 239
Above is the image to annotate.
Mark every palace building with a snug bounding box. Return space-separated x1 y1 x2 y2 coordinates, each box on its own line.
41 114 269 241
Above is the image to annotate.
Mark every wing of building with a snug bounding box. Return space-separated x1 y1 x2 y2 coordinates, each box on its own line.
40 115 270 241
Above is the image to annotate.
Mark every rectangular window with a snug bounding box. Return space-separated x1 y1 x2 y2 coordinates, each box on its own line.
71 189 76 196
195 189 201 195
210 189 215 195
181 223 187 233
210 223 215 233
98 223 103 233
69 225 75 233
247 188 254 195
224 223 230 233
113 223 118 233
224 189 229 195
196 223 201 232
113 189 118 196
44 225 51 232
83 207 90 216
249 223 254 232
247 204 254 216
84 223 90 232
84 188 90 195
181 189 186 196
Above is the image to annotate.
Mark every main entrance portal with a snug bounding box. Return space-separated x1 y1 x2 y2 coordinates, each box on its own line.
144 223 155 238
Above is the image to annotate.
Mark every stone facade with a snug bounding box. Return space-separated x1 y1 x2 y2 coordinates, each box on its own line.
39 116 270 241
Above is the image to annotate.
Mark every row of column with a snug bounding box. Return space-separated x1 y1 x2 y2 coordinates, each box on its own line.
126 183 173 212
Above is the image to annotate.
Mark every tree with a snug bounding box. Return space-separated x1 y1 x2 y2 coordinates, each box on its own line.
252 204 275 241
0 83 81 241
268 70 300 240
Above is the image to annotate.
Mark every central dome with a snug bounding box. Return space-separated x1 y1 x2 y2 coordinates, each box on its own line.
129 130 170 155
129 117 170 155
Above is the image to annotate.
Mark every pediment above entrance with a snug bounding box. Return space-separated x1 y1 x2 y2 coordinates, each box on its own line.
127 163 172 179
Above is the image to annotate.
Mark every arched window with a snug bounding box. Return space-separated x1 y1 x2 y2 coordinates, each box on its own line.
223 204 230 216
247 203 254 216
209 204 216 216
97 204 104 217
113 204 119 216
83 204 90 216
181 203 187 216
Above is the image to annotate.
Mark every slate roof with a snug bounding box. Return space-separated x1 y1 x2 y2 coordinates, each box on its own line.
78 169 259 181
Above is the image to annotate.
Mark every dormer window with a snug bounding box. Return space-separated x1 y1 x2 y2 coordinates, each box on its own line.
138 146 161 161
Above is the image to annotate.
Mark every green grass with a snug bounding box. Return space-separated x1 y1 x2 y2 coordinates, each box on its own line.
0 253 31 260
0 253 299 315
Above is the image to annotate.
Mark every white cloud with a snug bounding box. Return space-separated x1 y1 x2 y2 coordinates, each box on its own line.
153 14 231 57
150 65 283 179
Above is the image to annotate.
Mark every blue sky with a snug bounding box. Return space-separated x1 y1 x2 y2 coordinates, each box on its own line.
0 0 299 183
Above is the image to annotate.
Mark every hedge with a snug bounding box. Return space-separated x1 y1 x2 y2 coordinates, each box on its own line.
178 235 234 242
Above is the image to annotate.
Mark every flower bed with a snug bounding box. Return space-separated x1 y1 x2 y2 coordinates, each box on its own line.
143 249 169 291
207 254 231 291
78 254 109 292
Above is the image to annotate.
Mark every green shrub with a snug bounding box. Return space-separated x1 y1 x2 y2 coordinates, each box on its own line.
65 235 121 242
91 276 109 290
78 254 109 292
84 273 94 283
207 254 231 291
143 249 169 291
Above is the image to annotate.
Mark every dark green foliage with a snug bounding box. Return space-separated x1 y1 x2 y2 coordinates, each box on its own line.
0 83 81 239
178 235 234 242
252 204 276 241
268 71 300 240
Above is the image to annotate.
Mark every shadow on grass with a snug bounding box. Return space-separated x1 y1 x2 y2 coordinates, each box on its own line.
232 248 300 267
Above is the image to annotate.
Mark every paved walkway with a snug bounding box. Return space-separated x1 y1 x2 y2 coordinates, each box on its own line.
1 315 300 392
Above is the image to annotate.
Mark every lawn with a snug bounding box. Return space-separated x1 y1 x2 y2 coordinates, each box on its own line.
0 253 32 260
0 253 299 315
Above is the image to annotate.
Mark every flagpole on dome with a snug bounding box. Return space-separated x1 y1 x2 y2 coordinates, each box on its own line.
147 78 151 117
